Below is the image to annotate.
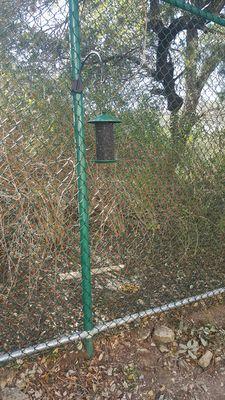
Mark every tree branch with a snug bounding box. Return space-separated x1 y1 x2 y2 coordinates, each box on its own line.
204 0 225 14
197 43 225 91
148 0 164 33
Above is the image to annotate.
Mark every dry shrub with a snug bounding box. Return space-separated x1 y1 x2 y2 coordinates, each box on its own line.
1 121 224 296
87 137 224 273
0 132 80 293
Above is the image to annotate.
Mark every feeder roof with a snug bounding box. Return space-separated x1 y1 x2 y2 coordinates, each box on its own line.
88 113 121 124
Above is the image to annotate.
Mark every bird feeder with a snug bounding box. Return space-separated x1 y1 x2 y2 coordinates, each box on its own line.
89 113 121 163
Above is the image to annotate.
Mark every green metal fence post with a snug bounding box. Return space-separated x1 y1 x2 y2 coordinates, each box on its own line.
68 0 94 358
162 0 225 26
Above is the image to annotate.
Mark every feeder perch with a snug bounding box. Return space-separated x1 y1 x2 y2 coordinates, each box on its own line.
89 113 121 163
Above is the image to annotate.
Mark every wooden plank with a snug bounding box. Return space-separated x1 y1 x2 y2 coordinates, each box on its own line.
59 264 125 281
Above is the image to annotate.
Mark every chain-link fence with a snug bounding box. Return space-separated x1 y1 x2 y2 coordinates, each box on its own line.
0 0 225 363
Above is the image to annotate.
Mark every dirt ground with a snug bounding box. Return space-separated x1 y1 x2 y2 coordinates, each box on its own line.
1 296 225 400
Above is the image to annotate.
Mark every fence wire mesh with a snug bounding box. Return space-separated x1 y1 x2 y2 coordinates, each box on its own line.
0 0 225 363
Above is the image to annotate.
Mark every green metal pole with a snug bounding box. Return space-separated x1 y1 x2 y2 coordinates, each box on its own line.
68 0 94 358
162 0 225 26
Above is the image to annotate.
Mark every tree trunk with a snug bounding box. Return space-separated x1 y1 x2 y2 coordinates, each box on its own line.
170 26 201 167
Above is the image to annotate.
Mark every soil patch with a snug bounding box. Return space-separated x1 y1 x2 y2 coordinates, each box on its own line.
1 296 225 399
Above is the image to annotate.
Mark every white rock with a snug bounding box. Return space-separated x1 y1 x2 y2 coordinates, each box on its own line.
1 388 28 400
198 350 213 368
34 389 43 399
153 325 175 344
137 348 151 355
138 328 151 341
159 345 170 353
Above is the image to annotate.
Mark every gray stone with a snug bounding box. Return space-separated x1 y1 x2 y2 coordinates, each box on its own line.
153 325 175 344
159 345 170 353
138 328 151 341
198 350 213 368
1 388 28 400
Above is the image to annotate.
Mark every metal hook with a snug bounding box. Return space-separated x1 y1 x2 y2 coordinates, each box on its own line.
81 51 103 84
71 50 103 94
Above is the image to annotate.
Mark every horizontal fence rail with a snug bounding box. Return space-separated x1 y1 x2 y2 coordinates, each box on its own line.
1 287 225 364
